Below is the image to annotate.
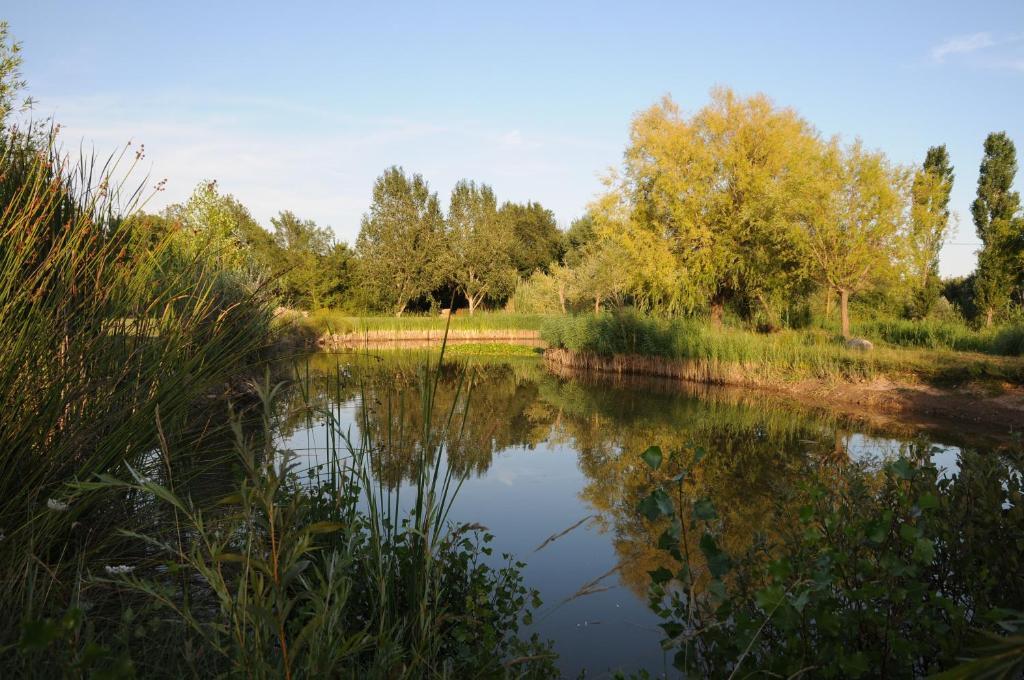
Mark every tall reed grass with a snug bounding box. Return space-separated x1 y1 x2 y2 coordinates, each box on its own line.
541 310 1024 385
0 125 273 653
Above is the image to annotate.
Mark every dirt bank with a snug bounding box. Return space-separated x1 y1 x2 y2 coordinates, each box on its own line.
316 329 543 350
543 348 1024 433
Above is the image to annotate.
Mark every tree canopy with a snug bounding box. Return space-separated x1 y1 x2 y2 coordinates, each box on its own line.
355 167 446 316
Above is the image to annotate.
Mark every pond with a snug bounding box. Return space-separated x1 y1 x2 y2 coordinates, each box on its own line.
278 350 1020 678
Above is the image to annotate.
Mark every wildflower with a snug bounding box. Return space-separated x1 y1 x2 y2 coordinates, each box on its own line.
46 498 69 512
104 565 135 576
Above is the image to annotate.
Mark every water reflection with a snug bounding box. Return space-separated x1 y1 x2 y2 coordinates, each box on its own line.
278 352 1021 677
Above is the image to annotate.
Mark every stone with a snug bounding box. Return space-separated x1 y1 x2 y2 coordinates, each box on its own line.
845 337 873 351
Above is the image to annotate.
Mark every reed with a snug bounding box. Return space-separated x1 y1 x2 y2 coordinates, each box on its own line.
541 310 1024 386
0 125 273 647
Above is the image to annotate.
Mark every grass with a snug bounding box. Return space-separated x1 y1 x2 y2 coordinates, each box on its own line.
0 124 275 640
295 309 549 335
541 311 1024 386
851 317 1024 356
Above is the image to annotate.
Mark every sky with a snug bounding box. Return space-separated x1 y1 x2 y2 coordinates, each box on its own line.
5 0 1024 277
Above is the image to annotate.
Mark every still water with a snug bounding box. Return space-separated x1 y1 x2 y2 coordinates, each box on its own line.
279 351 1005 678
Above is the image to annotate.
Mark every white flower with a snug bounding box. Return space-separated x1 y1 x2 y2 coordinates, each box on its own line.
104 565 135 576
46 498 69 512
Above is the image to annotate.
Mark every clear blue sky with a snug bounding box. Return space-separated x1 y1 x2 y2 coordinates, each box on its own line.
6 1 1024 276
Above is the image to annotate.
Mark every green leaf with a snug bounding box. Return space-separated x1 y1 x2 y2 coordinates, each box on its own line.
840 651 869 677
19 619 61 651
891 458 915 480
755 585 785 612
700 533 732 578
638 489 674 521
913 537 935 563
658 521 681 550
791 589 811 613
692 497 717 521
641 446 663 470
918 492 939 510
899 523 920 543
649 567 673 585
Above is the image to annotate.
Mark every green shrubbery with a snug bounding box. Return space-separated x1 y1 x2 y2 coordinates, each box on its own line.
541 309 1024 384
629 444 1024 678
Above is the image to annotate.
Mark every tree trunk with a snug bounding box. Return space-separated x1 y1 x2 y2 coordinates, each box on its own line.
395 300 406 317
825 290 833 319
986 308 994 328
594 294 601 316
839 288 850 339
710 301 724 328
557 282 566 314
468 295 477 315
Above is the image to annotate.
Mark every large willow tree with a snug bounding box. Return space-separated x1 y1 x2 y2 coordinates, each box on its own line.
595 88 824 323
804 141 908 338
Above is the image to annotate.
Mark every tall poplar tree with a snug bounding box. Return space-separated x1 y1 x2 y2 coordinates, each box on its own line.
906 145 954 317
355 167 445 316
971 132 1022 325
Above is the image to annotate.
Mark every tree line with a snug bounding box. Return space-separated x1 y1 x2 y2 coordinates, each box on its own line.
135 172 568 315
134 87 1022 333
557 88 1022 336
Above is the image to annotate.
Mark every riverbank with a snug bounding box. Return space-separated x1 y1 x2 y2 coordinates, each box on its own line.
544 348 1024 431
315 328 544 350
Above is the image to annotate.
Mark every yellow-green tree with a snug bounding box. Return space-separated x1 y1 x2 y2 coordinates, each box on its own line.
805 141 909 337
602 88 824 322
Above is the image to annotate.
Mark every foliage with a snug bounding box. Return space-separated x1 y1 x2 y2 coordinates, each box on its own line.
164 180 275 275
355 167 446 316
270 210 352 309
805 141 909 337
596 89 826 318
0 124 273 662
972 132 1023 325
906 145 955 318
445 180 518 314
498 200 564 277
634 444 1024 678
541 309 1024 384
0 21 32 123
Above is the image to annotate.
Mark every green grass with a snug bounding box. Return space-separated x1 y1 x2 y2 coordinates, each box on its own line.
850 317 1024 356
542 311 1024 386
295 309 549 334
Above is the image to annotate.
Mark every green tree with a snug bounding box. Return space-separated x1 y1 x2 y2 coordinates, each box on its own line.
270 210 335 309
355 167 446 316
445 180 517 314
906 145 955 318
497 201 564 276
805 141 908 338
164 180 276 273
0 21 32 124
604 89 824 322
573 238 628 314
971 132 1022 326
